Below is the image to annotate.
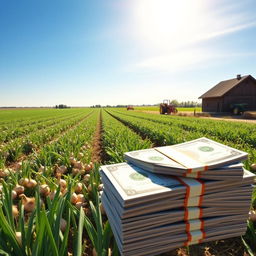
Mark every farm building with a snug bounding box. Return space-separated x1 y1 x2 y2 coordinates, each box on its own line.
199 74 256 112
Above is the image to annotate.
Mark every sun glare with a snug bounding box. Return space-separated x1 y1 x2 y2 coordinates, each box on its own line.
133 0 205 51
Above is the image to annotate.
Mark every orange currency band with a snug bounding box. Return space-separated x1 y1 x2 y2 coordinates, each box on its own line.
175 177 206 246
186 165 208 175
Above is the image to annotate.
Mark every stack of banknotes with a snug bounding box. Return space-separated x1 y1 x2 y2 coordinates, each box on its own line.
100 137 255 256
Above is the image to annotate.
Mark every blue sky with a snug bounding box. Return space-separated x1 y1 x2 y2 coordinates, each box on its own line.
0 0 256 106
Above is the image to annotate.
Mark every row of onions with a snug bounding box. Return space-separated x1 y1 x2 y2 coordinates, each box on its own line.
0 109 94 167
0 110 116 256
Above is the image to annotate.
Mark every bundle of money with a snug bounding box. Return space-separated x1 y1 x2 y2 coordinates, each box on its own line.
100 138 255 256
124 137 248 180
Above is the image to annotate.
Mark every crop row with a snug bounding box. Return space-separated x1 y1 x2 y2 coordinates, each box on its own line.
102 110 152 163
108 109 256 168
0 109 115 256
113 110 256 148
0 111 83 144
0 108 82 128
0 110 93 168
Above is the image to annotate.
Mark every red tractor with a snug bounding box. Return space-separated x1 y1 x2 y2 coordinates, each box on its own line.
160 100 178 114
127 105 134 110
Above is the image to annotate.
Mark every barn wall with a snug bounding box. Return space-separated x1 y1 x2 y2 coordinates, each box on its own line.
223 77 256 111
202 98 223 112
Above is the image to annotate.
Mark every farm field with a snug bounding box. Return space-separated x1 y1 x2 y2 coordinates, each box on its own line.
133 106 202 112
0 108 255 256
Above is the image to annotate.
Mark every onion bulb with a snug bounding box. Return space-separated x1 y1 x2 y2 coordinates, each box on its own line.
12 205 19 218
49 191 58 200
76 194 85 203
100 203 106 215
60 218 67 232
87 184 92 193
71 193 78 204
249 210 256 222
19 178 29 187
39 184 50 197
15 232 22 245
58 179 67 189
13 185 25 195
38 165 45 174
75 183 83 193
72 168 80 176
62 189 67 196
69 157 77 165
73 161 83 170
83 174 90 184
75 202 84 209
0 169 9 178
84 164 92 172
19 194 36 212
251 163 256 172
26 179 37 188
98 184 103 191
12 190 17 199
79 169 85 175
56 165 67 174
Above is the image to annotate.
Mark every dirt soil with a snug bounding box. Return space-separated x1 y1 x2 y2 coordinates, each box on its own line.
136 110 256 124
91 110 104 163
160 237 248 256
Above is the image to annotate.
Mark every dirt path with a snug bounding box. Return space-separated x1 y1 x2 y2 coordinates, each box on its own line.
91 110 104 163
200 116 256 123
136 110 256 124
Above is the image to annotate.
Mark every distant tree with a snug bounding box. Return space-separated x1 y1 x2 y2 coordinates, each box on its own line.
170 100 179 106
55 104 70 109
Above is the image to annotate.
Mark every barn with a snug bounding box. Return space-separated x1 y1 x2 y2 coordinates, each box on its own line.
199 75 256 113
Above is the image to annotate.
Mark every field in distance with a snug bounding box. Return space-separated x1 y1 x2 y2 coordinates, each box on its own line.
133 106 202 112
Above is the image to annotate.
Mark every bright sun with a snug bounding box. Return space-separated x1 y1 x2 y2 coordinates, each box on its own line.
133 0 205 51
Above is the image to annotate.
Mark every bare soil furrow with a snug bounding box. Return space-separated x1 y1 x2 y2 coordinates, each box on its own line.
91 110 104 163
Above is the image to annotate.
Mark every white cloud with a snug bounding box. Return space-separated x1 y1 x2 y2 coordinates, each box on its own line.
135 49 211 72
130 0 256 72
135 50 256 73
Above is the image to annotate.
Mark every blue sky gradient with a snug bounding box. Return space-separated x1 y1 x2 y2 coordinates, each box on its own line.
0 0 256 106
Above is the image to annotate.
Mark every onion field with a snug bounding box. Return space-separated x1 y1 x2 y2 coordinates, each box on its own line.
0 108 255 256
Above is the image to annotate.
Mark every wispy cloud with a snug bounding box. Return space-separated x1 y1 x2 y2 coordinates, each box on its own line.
130 0 256 72
193 21 256 44
135 50 256 73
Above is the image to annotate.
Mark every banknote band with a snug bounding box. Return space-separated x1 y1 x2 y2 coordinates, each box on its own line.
186 219 204 232
175 177 205 207
184 167 208 178
185 207 203 220
176 176 206 246
184 229 206 246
